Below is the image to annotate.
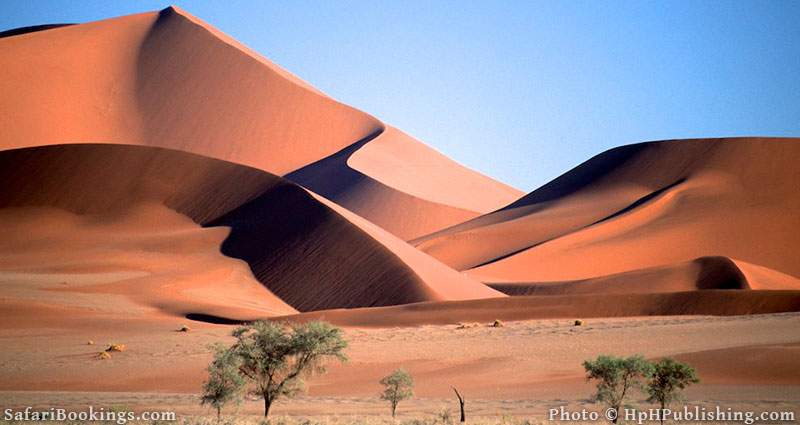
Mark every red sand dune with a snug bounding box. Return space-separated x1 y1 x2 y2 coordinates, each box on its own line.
1 6 799 334
0 6 378 173
0 6 519 239
414 138 800 286
288 126 522 239
489 256 800 296
0 144 501 321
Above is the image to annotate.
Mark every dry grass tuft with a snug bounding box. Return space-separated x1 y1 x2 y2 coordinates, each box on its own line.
87 340 94 345
574 319 583 326
456 322 480 329
97 351 112 360
178 324 192 332
106 343 126 352
492 319 504 328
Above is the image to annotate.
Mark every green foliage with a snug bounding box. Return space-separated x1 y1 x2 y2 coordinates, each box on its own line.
201 343 246 419
203 320 348 418
647 358 699 409
379 368 414 417
583 354 653 422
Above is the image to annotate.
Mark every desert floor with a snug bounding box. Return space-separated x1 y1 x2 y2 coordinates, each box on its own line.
1 313 799 419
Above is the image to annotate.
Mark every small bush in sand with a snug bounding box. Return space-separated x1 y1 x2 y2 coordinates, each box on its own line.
583 354 652 423
491 319 504 328
574 319 584 326
106 343 126 352
380 368 414 418
87 340 95 345
179 324 192 332
647 358 699 425
97 351 112 360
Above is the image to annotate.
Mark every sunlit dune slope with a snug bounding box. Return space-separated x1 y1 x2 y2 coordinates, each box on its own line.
0 6 519 238
0 144 501 317
0 6 379 174
414 138 800 283
288 126 522 239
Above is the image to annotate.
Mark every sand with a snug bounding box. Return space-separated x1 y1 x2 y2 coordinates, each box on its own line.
0 6 519 240
0 143 501 317
0 314 798 417
0 5 799 420
413 138 800 285
288 126 522 239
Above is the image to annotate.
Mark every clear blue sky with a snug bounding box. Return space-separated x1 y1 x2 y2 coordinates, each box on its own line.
3 1 800 191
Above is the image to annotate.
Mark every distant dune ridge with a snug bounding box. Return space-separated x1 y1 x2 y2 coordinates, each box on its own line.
0 5 799 334
414 138 800 287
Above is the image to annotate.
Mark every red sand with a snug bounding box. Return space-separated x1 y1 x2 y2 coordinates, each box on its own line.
0 6 519 240
414 138 800 286
0 6 799 408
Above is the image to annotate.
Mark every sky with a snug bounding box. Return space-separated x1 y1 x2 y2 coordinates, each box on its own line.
2 1 800 191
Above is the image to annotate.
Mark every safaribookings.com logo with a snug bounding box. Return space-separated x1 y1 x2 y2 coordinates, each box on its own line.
549 405 796 424
4 406 176 424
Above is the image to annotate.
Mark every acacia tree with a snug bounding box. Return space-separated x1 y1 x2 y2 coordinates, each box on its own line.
201 343 246 420
583 355 653 423
208 320 348 418
380 368 414 418
647 358 699 425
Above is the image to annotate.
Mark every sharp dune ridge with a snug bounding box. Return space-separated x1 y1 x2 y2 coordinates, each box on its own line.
286 126 518 240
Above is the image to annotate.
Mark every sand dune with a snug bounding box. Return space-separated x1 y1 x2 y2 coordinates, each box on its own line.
489 256 800 296
0 144 500 318
414 138 800 284
0 204 297 321
288 126 522 239
0 6 518 239
0 6 379 174
209 180 502 312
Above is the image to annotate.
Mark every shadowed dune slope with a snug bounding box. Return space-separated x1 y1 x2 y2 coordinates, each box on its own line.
208 181 502 312
0 144 280 223
279 290 800 327
0 7 520 238
413 138 800 282
0 144 500 314
489 256 800 296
